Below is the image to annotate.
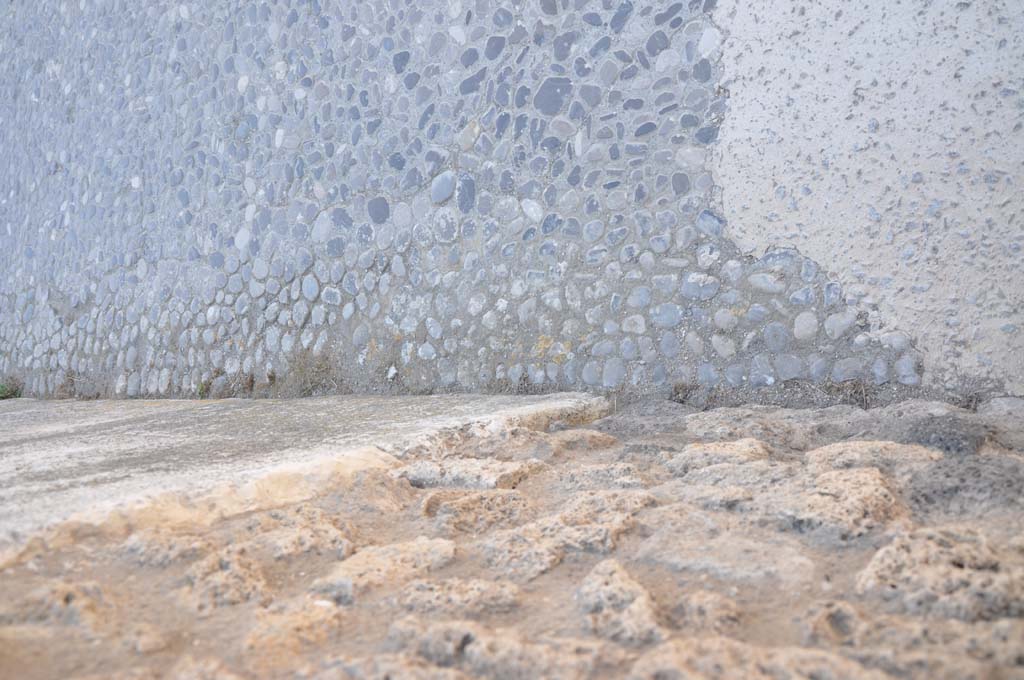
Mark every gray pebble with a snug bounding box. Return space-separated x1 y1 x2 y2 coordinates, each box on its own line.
774 354 803 381
534 77 574 116
763 322 790 352
831 357 864 383
824 309 857 340
431 171 456 204
651 303 682 328
602 358 627 387
793 312 818 342
302 274 319 302
367 197 390 224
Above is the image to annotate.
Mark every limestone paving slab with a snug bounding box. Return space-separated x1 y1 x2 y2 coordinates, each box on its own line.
0 392 605 545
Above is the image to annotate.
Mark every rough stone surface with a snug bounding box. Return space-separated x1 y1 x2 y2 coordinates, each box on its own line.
2 397 1023 679
665 438 771 476
0 393 598 542
576 559 666 645
481 490 656 582
774 467 913 541
388 617 622 679
855 527 1024 621
670 590 741 634
398 578 519 617
238 505 354 562
183 546 268 612
243 599 344 664
392 459 545 490
802 600 1024 679
319 654 470 680
421 489 530 535
311 537 456 605
635 503 818 585
628 636 888 680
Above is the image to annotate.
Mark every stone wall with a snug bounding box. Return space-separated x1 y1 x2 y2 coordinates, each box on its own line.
5 0 1006 399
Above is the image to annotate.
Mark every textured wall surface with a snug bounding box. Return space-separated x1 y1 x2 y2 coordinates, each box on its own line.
0 0 982 399
715 0 1024 393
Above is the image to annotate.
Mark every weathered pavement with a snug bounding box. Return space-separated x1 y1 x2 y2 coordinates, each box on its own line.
0 393 606 547
1 395 1023 679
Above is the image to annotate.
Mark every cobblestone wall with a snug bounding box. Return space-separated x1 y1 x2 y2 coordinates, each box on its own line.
0 0 922 398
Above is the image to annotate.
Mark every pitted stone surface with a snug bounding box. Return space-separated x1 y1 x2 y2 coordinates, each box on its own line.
398 578 520 617
576 559 666 645
855 527 1024 622
1 397 1022 678
0 0 921 399
311 537 456 605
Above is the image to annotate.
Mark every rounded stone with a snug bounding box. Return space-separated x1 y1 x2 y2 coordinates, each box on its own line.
352 324 370 348
763 322 790 352
685 331 705 355
301 274 320 302
724 363 746 387
809 356 831 382
789 286 815 306
695 210 725 237
824 282 843 307
881 331 911 352
831 357 864 383
651 303 682 328
126 372 141 397
265 327 281 352
627 286 651 308
793 311 818 342
746 304 770 323
681 272 720 300
252 257 269 280
672 172 691 195
322 286 341 306
521 199 544 222
713 309 737 331
747 272 786 294
697 363 719 386
872 357 890 384
431 171 456 204
824 309 857 340
749 353 775 387
602 358 627 388
660 332 680 358
711 334 736 358
311 305 326 326
534 76 574 115
895 354 921 386
367 197 390 224
774 354 803 381
622 315 646 334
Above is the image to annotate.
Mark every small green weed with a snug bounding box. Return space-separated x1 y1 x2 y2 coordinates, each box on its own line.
0 379 23 399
